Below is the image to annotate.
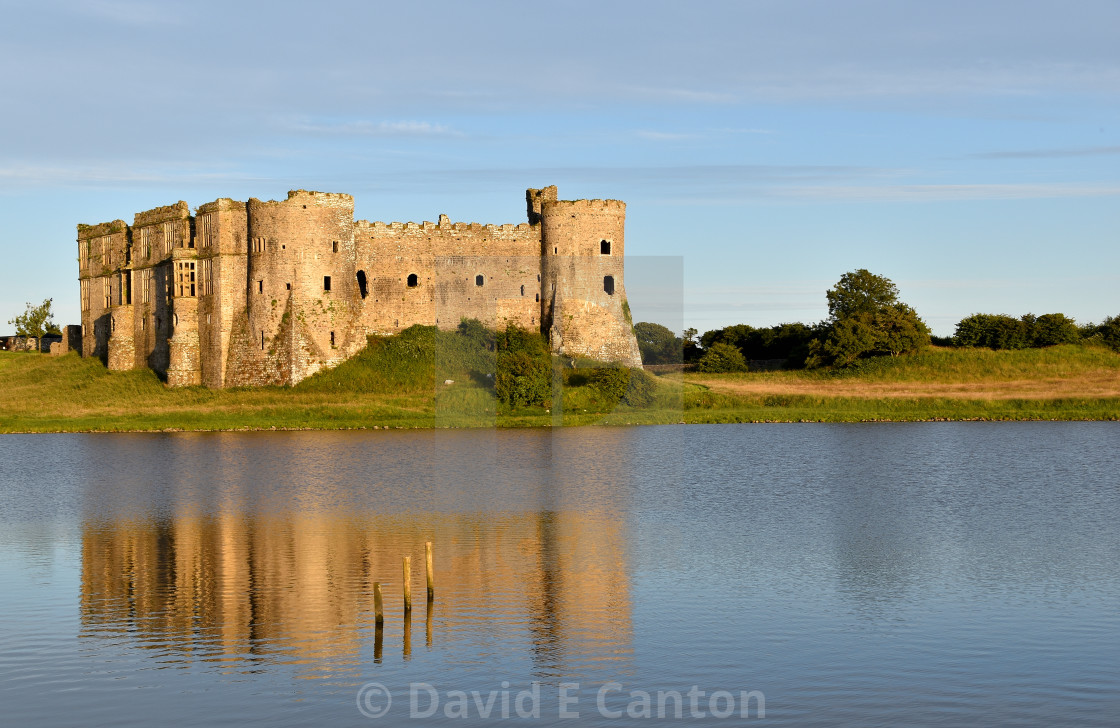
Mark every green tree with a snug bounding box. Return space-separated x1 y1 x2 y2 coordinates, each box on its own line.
812 270 929 367
826 269 899 320
700 324 754 352
633 322 682 364
1101 316 1120 350
873 304 931 356
682 327 703 362
819 315 877 367
697 342 748 373
9 298 61 338
1030 313 1080 347
1086 315 1120 351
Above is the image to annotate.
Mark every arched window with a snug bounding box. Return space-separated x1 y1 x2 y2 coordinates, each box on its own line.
603 275 615 295
475 274 484 287
407 273 418 288
357 270 368 298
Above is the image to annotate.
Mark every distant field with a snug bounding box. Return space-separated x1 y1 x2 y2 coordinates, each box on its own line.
1 343 1118 433
687 345 1120 399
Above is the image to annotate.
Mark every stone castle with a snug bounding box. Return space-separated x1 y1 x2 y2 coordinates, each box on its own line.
77 186 642 387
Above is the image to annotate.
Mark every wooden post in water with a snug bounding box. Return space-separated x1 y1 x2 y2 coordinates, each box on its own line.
403 555 412 613
373 582 384 626
425 541 435 601
426 599 434 648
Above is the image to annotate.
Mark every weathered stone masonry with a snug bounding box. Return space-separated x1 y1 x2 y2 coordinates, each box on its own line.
77 186 642 387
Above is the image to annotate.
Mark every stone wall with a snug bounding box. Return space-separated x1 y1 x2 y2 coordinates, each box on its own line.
353 218 541 335
77 186 643 388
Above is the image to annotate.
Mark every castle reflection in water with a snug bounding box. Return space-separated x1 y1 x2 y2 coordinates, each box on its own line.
79 508 632 678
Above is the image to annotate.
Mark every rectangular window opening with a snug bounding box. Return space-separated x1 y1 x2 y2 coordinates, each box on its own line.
323 276 331 291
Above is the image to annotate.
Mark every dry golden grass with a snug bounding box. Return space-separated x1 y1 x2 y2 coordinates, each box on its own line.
685 344 1120 400
689 371 1120 399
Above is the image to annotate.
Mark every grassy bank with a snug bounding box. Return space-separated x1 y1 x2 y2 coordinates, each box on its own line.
2 342 1118 433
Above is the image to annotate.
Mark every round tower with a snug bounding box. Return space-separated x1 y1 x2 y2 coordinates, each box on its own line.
244 191 356 385
540 198 642 366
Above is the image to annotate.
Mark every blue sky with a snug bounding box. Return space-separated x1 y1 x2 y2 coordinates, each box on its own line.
1 0 1117 336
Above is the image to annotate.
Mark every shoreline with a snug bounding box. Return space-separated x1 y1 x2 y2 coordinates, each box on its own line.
3 346 1118 434
4 410 1117 435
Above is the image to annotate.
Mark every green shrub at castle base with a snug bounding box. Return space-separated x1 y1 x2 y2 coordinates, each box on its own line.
576 364 658 409
496 350 551 408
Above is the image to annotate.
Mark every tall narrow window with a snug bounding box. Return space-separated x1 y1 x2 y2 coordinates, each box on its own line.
357 270 368 298
330 331 336 347
601 240 611 255
258 280 263 293
520 284 525 296
175 261 197 297
475 274 484 287
407 273 418 288
332 241 339 253
323 275 331 291
603 275 615 295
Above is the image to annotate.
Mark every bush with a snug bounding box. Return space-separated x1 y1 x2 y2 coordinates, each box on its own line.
1031 313 1080 347
495 350 550 407
697 342 748 372
700 322 816 363
494 323 551 408
588 366 631 401
622 368 657 407
955 312 1081 350
582 365 658 408
1098 315 1120 351
456 318 494 350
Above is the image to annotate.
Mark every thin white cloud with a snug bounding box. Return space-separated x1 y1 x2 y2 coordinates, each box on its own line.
777 183 1120 202
634 130 699 141
623 86 738 104
966 146 1120 160
75 0 184 26
286 119 463 138
0 163 259 187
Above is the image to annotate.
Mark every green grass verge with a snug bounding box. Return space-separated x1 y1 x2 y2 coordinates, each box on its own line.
2 342 1118 433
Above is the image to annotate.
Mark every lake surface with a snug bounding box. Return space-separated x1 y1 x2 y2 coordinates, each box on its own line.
1 424 1118 726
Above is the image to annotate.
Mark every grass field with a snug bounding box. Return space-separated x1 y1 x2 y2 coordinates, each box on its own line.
2 343 1118 433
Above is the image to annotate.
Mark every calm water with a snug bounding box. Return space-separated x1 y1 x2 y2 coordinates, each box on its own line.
1 424 1118 726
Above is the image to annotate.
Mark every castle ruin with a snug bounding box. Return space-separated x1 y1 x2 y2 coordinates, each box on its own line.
77 186 642 387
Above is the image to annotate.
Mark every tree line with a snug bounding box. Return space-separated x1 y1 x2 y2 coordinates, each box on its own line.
634 269 1120 372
